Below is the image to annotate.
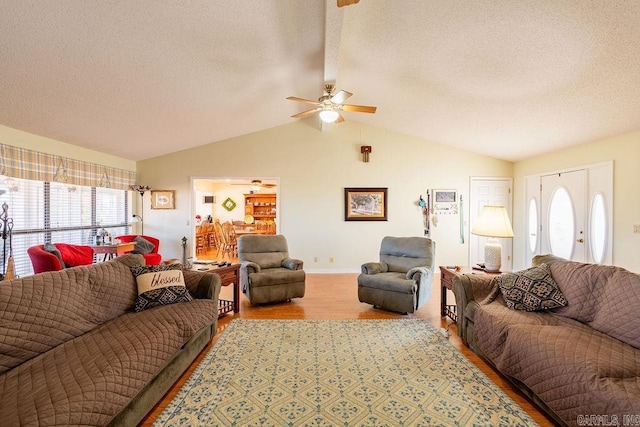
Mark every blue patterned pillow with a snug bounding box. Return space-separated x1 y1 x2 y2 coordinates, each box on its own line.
130 264 192 312
495 263 568 311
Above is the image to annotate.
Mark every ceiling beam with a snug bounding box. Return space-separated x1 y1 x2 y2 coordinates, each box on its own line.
321 0 345 131
323 0 344 86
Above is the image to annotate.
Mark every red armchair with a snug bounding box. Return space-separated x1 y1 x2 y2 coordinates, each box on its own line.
116 235 162 265
27 244 94 274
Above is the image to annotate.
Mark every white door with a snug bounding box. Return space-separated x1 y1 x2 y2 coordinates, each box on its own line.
540 170 586 262
469 178 513 271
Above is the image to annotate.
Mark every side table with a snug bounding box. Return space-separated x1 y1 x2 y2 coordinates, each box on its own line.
92 242 136 262
439 266 500 322
192 262 240 316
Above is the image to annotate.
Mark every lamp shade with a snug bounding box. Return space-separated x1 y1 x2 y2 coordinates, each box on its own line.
471 205 514 238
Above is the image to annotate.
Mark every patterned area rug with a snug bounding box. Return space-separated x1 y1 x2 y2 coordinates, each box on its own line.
154 319 538 426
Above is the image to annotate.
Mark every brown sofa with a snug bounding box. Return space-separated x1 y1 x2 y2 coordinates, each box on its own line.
0 254 221 426
454 254 640 427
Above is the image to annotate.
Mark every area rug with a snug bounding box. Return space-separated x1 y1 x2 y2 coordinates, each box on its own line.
154 319 538 426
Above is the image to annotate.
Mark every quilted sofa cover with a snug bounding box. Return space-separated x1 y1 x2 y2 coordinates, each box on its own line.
0 255 221 426
453 255 640 427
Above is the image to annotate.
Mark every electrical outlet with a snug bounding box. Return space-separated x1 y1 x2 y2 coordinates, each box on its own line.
634 225 640 234
329 257 334 263
314 257 318 263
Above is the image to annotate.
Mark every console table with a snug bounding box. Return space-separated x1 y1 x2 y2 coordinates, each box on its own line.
439 266 500 322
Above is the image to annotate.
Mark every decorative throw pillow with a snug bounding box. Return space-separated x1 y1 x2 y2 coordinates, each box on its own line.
44 243 65 268
495 263 568 311
130 264 192 312
131 236 155 255
55 243 95 267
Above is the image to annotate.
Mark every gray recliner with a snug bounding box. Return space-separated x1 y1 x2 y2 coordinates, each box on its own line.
238 234 305 305
358 236 436 314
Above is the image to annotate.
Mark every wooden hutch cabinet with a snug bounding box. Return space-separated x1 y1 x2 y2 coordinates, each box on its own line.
244 194 277 233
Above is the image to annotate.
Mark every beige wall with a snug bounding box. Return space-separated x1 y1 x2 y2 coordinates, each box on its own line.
0 124 136 171
138 120 512 272
4 121 638 273
513 131 640 272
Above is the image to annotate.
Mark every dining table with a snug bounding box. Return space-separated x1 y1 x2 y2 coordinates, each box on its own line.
234 229 268 236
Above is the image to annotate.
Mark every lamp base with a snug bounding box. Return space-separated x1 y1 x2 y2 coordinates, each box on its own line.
484 238 502 273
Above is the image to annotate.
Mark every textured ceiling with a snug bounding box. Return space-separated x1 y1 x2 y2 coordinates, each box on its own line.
1 0 639 162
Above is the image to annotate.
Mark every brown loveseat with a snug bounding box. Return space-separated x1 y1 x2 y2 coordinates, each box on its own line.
0 255 221 426
453 254 640 427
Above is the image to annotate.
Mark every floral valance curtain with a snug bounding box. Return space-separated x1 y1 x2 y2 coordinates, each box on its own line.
0 143 136 190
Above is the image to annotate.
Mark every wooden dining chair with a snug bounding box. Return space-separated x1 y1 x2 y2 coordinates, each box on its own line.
255 220 268 233
222 221 238 257
213 221 227 257
195 225 206 254
206 223 218 252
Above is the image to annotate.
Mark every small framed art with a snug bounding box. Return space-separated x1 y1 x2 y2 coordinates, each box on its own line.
432 189 458 214
344 187 388 221
150 190 175 209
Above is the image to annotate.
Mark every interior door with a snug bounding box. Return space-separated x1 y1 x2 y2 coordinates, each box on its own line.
540 170 586 262
469 178 513 271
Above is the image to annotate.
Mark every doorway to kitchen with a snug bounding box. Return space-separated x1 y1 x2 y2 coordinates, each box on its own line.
191 177 279 261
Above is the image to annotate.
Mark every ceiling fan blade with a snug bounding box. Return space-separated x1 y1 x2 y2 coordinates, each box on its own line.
335 113 345 123
286 96 321 106
341 104 377 114
291 108 320 118
330 90 352 104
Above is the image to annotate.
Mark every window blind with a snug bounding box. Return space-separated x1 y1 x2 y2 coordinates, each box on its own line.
0 176 132 278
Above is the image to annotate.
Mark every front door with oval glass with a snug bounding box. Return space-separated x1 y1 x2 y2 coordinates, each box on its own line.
540 170 586 262
524 162 612 267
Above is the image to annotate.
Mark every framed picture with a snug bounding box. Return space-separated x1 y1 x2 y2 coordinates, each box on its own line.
344 187 388 221
150 190 175 209
434 190 456 203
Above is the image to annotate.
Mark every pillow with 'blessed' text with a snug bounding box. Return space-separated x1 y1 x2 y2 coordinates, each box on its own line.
130 264 192 312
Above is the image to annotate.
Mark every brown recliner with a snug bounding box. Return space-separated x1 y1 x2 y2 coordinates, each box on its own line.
358 236 436 314
238 234 305 305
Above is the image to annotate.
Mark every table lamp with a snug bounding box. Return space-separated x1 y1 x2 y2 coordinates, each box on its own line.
471 205 514 272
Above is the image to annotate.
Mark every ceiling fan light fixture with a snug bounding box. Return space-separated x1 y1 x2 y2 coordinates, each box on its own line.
250 180 263 192
319 109 339 123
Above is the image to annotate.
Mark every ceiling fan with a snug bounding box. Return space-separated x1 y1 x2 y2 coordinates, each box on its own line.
287 84 377 124
231 180 276 189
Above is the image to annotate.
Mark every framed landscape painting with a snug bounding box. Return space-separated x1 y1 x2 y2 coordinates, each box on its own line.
344 187 388 221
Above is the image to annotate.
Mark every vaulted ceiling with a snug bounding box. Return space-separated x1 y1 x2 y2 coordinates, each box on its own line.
1 0 639 162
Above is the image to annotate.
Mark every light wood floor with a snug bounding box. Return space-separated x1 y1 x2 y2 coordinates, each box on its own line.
140 271 557 426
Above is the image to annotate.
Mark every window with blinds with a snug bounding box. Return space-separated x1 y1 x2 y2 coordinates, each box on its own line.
0 176 132 278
